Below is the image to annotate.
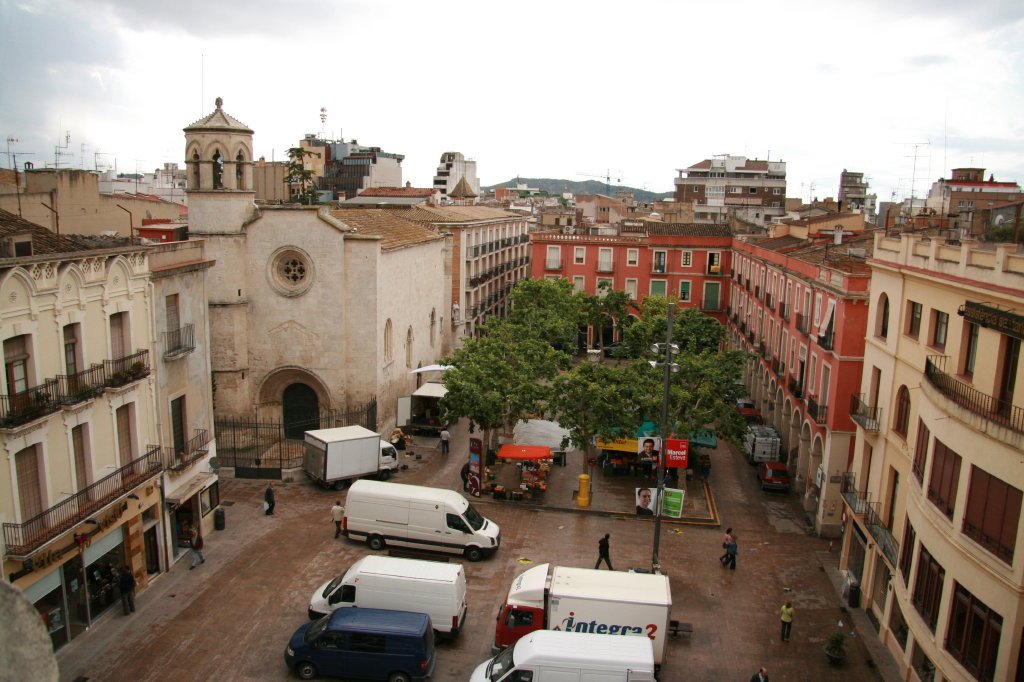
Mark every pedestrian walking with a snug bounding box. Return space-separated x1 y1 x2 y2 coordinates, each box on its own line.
118 565 136 615
719 527 734 564
594 533 613 570
723 534 738 570
187 523 205 569
749 667 769 682
779 600 794 642
331 500 345 539
439 427 451 455
264 482 276 516
460 462 470 492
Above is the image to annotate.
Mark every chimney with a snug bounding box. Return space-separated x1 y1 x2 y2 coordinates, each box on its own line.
834 228 843 245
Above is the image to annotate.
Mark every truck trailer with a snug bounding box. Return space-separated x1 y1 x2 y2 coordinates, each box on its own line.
493 563 672 666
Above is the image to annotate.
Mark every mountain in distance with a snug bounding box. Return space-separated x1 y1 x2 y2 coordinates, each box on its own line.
483 178 673 204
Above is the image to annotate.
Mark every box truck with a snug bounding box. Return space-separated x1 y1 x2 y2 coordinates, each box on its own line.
744 424 781 464
343 480 501 562
308 555 468 638
493 563 672 665
396 382 447 435
303 426 398 490
471 631 656 682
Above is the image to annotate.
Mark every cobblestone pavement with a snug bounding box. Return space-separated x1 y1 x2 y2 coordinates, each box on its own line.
57 421 894 681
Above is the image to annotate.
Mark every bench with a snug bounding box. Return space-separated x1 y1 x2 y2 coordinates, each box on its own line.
668 620 693 639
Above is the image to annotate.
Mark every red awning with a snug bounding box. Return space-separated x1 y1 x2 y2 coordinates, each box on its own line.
497 444 552 461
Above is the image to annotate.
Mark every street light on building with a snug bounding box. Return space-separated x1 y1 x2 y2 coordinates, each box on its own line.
650 304 678 573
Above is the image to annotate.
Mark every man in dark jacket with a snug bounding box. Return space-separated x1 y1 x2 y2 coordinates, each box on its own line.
594 533 613 570
119 565 136 615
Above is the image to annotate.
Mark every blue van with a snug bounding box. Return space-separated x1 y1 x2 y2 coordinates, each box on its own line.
284 607 435 681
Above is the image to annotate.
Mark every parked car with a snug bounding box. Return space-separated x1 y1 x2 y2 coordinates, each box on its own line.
757 461 791 491
736 398 763 424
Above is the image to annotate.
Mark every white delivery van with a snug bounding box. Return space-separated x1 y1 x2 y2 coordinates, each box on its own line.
744 424 781 464
308 555 468 637
343 480 500 562
471 630 656 682
303 426 399 490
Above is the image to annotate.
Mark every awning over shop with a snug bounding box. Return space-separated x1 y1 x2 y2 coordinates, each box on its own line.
412 382 448 399
497 444 552 461
596 437 639 453
166 472 217 506
689 429 718 449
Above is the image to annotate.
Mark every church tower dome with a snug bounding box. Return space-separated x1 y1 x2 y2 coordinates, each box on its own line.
184 97 254 193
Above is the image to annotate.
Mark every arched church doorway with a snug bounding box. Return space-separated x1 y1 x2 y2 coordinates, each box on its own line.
283 383 319 438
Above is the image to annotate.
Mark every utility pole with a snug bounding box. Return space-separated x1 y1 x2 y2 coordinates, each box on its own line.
650 305 678 573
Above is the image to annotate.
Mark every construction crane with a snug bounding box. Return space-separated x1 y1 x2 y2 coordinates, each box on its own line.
577 169 623 197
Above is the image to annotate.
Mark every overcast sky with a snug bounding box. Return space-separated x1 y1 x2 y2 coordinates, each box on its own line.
1 0 1022 203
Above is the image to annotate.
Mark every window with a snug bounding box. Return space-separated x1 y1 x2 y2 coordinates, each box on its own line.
406 327 414 368
962 322 979 377
702 282 721 311
729 186 742 194
597 248 612 271
679 281 691 302
773 188 782 195
4 335 30 395
932 311 948 349
681 251 692 267
907 302 922 338
911 544 945 632
899 520 916 582
946 583 1001 681
72 424 90 493
814 293 823 327
707 252 722 274
574 246 585 265
652 251 667 274
912 419 929 484
446 513 470 533
349 633 386 654
110 311 129 359
596 278 612 295
572 276 585 293
63 324 80 376
166 294 180 334
545 245 561 269
893 385 911 437
171 395 186 458
963 467 1021 564
650 280 667 297
627 249 638 267
116 403 136 463
927 439 961 519
384 319 393 361
15 445 43 520
748 187 757 194
624 279 637 300
201 483 220 516
877 295 890 339
430 309 436 348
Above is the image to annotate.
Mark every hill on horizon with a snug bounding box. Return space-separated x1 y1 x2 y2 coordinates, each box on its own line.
483 178 673 204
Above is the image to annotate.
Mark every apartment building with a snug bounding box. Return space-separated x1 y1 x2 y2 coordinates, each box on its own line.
674 155 787 227
0 209 217 651
838 169 877 224
432 152 479 201
729 231 873 537
925 168 1022 236
842 232 1024 681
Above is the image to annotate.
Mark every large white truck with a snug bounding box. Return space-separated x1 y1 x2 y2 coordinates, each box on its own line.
471 631 656 682
303 426 398 490
492 563 672 666
744 424 781 464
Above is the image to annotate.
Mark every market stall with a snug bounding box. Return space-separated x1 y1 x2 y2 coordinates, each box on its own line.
487 445 552 500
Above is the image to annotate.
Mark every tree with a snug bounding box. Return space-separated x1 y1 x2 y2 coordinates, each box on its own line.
286 147 319 205
575 281 633 354
506 278 581 351
549 361 635 464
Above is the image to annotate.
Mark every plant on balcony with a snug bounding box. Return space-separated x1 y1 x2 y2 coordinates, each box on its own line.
2 391 52 427
130 361 147 378
73 384 103 402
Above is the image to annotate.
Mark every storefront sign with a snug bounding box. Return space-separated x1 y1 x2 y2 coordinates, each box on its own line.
962 301 1024 340
664 439 689 469
468 437 482 498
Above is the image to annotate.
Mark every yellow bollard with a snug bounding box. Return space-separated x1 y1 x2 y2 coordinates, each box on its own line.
576 473 591 508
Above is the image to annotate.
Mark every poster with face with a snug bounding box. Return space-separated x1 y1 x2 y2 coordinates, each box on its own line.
637 437 662 461
635 487 659 516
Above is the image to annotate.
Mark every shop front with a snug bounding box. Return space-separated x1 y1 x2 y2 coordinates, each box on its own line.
7 483 163 651
164 471 218 564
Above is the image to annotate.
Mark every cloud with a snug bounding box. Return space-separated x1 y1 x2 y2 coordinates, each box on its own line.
906 54 953 68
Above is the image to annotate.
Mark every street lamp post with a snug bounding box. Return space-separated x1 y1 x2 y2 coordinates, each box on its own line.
651 304 678 573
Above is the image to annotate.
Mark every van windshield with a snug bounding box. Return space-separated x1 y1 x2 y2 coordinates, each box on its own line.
322 574 345 598
463 503 486 531
305 615 330 643
486 646 516 681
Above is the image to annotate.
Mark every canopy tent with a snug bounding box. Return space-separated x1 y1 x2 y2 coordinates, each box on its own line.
412 382 448 399
410 364 452 374
497 444 552 461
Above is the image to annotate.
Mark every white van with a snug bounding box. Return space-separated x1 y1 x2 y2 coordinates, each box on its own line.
471 630 656 682
308 556 468 637
343 480 501 562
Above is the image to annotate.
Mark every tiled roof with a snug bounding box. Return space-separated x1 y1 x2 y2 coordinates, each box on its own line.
391 206 521 224
0 208 92 254
327 209 443 251
359 187 436 197
449 177 478 198
635 223 732 237
783 233 877 274
751 235 807 251
783 212 859 226
687 158 769 171
183 97 253 133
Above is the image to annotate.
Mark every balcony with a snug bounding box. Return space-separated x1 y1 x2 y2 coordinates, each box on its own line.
596 261 614 273
850 394 881 432
818 329 835 351
770 357 781 376
788 377 803 399
807 397 828 424
163 429 213 472
754 285 761 300
163 323 196 359
795 312 810 335
544 259 562 270
652 264 667 274
925 355 1024 434
758 342 767 358
56 364 106 406
841 473 899 566
779 303 791 321
0 379 61 428
2 445 164 558
104 350 151 388
765 293 775 310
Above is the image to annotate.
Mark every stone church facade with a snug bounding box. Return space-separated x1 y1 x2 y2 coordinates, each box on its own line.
183 99 448 436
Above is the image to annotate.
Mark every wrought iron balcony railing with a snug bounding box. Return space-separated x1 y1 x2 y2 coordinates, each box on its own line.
779 303 791 321
0 379 60 428
850 393 881 431
807 396 828 424
819 329 835 351
925 355 1024 434
788 377 803 399
842 474 898 566
2 445 164 558
765 293 775 310
56 364 106 405
103 349 151 388
163 429 214 472
163 323 196 359
795 312 810 335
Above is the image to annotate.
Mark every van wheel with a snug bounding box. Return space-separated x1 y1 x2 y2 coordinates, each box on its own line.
368 535 386 551
378 469 391 481
388 673 411 682
332 479 349 491
465 546 483 562
296 661 318 680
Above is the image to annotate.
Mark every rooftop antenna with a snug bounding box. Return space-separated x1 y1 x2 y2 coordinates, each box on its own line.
54 130 72 168
319 107 327 139
5 135 18 170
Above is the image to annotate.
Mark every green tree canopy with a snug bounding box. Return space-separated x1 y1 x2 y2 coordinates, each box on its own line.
286 147 319 205
506 278 580 350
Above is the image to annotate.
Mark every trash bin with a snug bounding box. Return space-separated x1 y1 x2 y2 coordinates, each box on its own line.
552 450 566 467
214 507 226 531
848 581 861 609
